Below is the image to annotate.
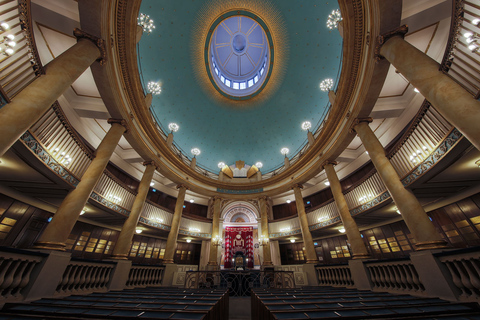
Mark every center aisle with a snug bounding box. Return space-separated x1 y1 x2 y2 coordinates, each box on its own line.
229 297 251 320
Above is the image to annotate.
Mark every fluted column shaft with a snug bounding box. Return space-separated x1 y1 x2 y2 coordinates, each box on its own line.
34 121 127 250
163 185 187 263
324 163 370 259
112 163 156 259
293 186 317 263
380 35 480 151
354 121 447 250
259 197 272 266
208 197 222 266
0 37 101 157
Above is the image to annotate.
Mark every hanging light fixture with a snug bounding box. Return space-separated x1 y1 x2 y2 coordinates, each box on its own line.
168 123 179 132
326 9 342 30
319 78 334 92
191 148 201 157
301 121 312 131
137 13 156 34
147 81 162 95
255 162 263 169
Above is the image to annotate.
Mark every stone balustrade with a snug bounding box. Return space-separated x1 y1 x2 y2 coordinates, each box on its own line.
54 259 115 296
125 265 165 288
436 247 480 302
316 264 354 287
365 259 426 295
0 248 44 303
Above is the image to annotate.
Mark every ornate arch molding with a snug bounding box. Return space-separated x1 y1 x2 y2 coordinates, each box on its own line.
222 201 259 223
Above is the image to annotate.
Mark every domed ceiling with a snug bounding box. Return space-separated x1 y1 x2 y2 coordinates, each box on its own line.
138 0 343 173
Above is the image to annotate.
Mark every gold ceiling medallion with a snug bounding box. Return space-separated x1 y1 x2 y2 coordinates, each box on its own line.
190 0 288 109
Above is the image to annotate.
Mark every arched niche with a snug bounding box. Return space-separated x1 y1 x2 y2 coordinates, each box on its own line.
222 201 259 224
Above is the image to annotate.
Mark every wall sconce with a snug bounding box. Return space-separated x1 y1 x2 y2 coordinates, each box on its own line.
136 229 142 234
290 239 296 243
476 159 480 168
259 235 269 246
186 239 191 243
212 235 223 247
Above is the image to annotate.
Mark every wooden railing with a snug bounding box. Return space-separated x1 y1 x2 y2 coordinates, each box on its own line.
0 248 44 302
344 171 386 210
141 200 173 226
365 259 425 295
436 247 480 302
125 265 165 288
0 0 43 100
55 259 115 296
93 171 136 211
29 102 94 178
441 0 480 97
306 201 339 225
316 264 354 287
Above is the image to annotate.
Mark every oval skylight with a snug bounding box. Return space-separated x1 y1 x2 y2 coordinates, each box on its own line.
206 13 272 100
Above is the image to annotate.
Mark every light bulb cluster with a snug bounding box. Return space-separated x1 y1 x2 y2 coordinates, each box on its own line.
0 23 16 56
52 148 72 165
154 217 164 223
280 227 291 232
463 16 480 52
191 148 201 157
281 147 290 156
138 13 155 34
255 162 263 169
147 81 162 95
108 195 122 203
218 162 226 169
326 9 342 30
358 194 373 203
410 146 429 164
189 227 200 232
319 78 334 92
301 121 312 131
168 122 179 132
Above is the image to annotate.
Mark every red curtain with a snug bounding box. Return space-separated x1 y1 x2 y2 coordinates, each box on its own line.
224 227 254 268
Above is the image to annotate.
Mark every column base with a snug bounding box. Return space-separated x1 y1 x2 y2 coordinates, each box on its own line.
352 253 371 260
207 261 218 266
31 241 66 251
415 240 450 251
262 261 273 266
163 259 175 264
306 259 318 264
110 254 128 260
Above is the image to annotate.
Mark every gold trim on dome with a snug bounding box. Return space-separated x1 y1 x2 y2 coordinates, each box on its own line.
101 0 394 197
190 0 289 108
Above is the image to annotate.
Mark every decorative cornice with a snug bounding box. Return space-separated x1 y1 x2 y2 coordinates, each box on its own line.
107 118 129 133
374 25 408 62
349 117 373 133
73 28 107 65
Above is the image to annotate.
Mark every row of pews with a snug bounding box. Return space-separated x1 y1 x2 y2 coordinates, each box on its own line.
0 287 229 320
251 287 480 320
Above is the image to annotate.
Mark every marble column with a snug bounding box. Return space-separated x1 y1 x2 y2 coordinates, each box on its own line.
34 119 127 251
324 161 370 259
378 26 480 151
353 119 448 250
163 185 187 263
0 29 105 157
293 185 318 263
111 162 156 259
207 196 222 267
258 196 273 266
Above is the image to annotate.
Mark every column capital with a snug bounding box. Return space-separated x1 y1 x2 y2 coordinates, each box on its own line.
212 196 223 201
292 183 303 190
107 118 129 133
176 184 189 191
374 25 408 62
321 160 338 169
142 160 157 169
73 28 107 65
258 196 269 202
349 117 373 133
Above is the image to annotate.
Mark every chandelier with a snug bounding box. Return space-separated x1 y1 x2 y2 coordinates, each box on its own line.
319 78 334 92
138 13 155 34
147 81 162 95
326 9 342 30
